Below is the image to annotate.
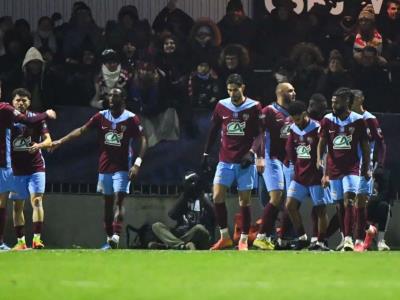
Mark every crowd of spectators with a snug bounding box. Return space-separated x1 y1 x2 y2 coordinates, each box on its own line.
1 0 400 128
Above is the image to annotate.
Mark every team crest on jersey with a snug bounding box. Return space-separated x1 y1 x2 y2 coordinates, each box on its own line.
296 145 311 159
280 123 291 139
104 131 124 146
307 137 313 144
349 127 355 134
227 121 246 136
333 135 352 150
13 136 31 151
120 125 127 132
242 113 249 121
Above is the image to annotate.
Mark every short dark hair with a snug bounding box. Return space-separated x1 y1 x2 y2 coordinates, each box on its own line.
333 87 354 105
11 88 31 100
226 73 244 86
309 93 327 104
288 101 307 116
351 89 364 98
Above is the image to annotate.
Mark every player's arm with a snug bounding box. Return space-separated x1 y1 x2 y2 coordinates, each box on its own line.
128 134 147 181
11 105 56 124
248 105 265 173
50 125 90 151
285 129 296 165
368 118 386 169
359 120 371 179
29 133 52 153
202 106 222 171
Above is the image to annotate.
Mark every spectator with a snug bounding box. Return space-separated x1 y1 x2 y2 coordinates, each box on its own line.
14 19 33 54
290 42 325 103
352 46 391 112
152 0 194 40
317 49 352 100
62 2 102 60
120 39 138 75
0 16 13 56
188 62 220 109
217 0 257 50
33 16 57 55
150 171 215 250
377 0 400 44
20 47 56 110
353 5 383 57
91 49 129 109
188 18 221 69
218 43 254 97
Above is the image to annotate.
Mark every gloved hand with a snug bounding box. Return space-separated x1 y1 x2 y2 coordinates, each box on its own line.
240 151 255 169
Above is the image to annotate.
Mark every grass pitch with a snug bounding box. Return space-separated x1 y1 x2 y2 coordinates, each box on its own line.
0 250 399 300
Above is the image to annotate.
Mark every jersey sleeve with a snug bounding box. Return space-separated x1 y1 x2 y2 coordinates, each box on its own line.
285 129 296 163
40 120 50 135
357 119 369 141
261 106 271 130
129 115 144 139
366 118 386 166
84 113 101 129
318 117 329 140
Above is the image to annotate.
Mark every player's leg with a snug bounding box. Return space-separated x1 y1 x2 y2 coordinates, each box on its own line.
10 175 29 250
97 173 115 249
286 181 309 250
236 164 256 251
254 159 284 250
342 175 360 251
108 171 130 249
354 176 369 251
28 172 46 249
0 167 13 250
376 201 391 251
152 222 185 249
309 186 330 250
329 178 346 250
180 224 210 250
210 162 234 250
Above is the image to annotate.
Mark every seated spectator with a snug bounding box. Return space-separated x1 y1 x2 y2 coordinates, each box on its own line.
152 0 194 41
150 171 215 250
317 49 352 100
20 47 56 110
188 18 221 69
91 49 129 109
217 0 257 50
218 43 254 97
33 16 57 55
353 5 383 57
188 62 220 109
290 42 325 103
120 39 138 75
352 46 391 112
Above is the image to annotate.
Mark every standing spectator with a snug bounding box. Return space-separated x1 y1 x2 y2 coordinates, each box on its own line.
290 42 325 103
352 46 391 112
91 49 129 109
317 49 352 100
217 0 257 50
0 16 13 56
33 17 57 55
188 62 220 109
120 39 138 75
377 0 400 44
14 19 33 54
218 44 254 98
188 18 221 69
152 0 194 40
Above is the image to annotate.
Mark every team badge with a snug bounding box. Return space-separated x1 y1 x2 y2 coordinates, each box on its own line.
296 145 311 159
104 131 124 146
349 127 355 134
339 126 345 133
227 121 246 136
307 137 313 144
233 112 238 118
13 136 32 151
242 113 249 121
333 135 352 150
120 125 127 132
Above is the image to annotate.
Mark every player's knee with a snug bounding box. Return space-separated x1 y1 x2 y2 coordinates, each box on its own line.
314 205 327 217
285 199 297 212
31 197 42 208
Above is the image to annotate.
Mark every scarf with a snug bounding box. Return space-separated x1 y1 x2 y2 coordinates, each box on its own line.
102 64 121 88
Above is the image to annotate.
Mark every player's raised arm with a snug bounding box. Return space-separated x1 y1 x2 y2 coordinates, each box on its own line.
50 124 90 151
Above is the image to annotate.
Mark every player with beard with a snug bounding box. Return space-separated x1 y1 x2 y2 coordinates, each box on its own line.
253 82 296 250
285 101 330 251
351 89 389 251
9 88 53 250
202 73 265 251
51 88 147 249
0 81 56 251
317 87 370 251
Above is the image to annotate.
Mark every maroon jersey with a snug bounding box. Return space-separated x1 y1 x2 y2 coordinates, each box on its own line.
262 102 292 162
85 109 143 173
11 112 49 175
319 112 369 179
205 98 264 163
286 119 322 186
362 111 386 167
0 102 48 168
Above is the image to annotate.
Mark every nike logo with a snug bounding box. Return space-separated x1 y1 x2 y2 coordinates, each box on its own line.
329 130 335 133
102 126 108 130
222 116 229 119
276 118 283 121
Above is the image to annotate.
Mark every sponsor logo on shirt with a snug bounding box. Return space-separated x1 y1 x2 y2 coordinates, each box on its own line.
12 136 31 151
227 121 246 136
280 124 291 139
333 135 352 150
296 145 311 159
104 131 124 146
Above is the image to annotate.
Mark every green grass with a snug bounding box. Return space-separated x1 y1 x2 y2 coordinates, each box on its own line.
0 251 399 300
